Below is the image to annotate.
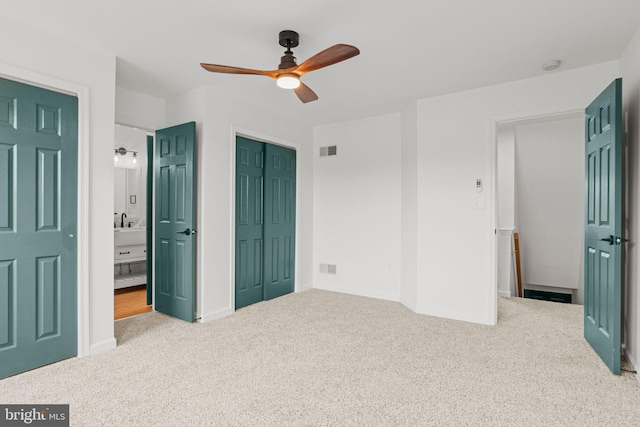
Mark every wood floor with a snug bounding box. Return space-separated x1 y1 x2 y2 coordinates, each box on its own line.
114 285 152 320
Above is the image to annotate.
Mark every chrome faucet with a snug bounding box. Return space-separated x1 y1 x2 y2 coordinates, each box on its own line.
121 212 127 228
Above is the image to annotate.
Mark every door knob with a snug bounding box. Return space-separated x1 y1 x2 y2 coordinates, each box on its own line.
177 228 191 235
615 236 629 245
599 235 614 245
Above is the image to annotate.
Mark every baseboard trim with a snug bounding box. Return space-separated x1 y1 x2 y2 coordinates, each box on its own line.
498 290 512 298
198 307 233 323
417 306 495 326
89 338 117 356
297 283 313 292
623 346 639 384
400 297 416 312
312 283 400 303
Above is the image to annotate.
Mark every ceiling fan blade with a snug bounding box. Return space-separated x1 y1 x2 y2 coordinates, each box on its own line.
293 82 319 103
200 63 278 78
294 44 360 74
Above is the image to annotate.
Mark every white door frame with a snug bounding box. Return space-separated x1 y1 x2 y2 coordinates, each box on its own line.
0 62 91 356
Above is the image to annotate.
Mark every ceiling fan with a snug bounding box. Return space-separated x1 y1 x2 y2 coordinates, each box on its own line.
200 30 360 103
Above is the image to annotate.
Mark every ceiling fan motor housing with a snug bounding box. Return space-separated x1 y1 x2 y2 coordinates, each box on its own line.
278 30 299 69
279 53 297 69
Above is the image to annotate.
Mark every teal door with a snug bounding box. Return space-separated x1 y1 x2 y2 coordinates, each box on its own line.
264 143 296 300
584 79 623 375
235 137 296 309
235 137 265 308
0 77 78 378
155 122 196 322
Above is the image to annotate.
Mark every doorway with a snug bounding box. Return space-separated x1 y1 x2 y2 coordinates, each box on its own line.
113 122 197 323
113 124 152 319
495 110 585 304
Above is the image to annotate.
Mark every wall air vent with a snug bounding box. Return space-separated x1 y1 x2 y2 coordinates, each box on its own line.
319 145 337 157
319 263 337 275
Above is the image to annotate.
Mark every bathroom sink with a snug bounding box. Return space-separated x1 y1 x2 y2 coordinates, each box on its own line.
114 228 146 246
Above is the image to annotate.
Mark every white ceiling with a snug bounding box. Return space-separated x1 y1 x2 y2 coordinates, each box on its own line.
2 0 640 127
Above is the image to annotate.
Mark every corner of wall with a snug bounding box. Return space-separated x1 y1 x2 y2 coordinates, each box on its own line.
400 297 417 312
298 283 313 293
89 338 117 356
198 307 234 323
400 102 418 310
620 22 640 377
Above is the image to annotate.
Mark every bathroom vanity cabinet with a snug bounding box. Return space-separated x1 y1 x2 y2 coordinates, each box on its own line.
114 228 147 289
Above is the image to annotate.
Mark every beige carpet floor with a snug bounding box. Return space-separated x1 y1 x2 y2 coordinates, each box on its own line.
1 289 639 426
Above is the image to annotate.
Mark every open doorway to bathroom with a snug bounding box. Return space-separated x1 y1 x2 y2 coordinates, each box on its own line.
114 124 152 319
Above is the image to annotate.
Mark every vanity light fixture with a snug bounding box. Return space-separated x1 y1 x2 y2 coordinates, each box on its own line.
114 147 139 163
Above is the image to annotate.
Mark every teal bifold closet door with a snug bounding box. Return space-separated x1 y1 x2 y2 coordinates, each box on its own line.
263 143 296 301
235 136 296 309
235 137 265 309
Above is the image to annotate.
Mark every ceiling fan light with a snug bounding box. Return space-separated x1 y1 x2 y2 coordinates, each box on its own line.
276 74 300 89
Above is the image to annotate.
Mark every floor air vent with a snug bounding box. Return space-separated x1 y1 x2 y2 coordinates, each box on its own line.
523 289 572 304
320 263 337 274
319 145 337 157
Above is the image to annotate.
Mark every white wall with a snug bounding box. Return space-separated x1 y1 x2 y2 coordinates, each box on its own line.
313 114 402 301
115 87 166 131
514 117 584 300
416 61 619 325
0 14 117 354
114 125 150 224
401 103 418 310
620 24 640 373
166 87 313 321
497 127 516 230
